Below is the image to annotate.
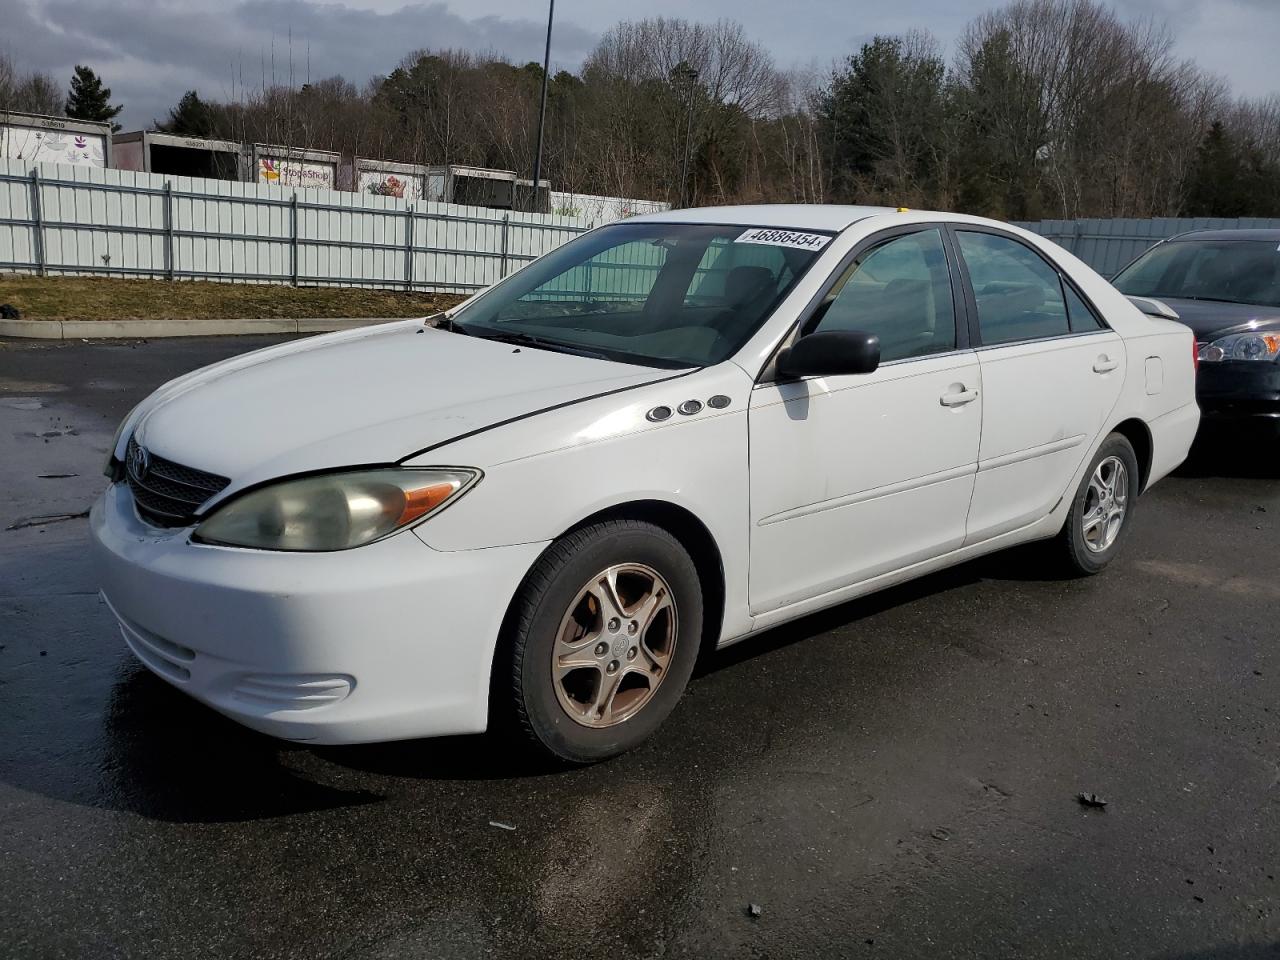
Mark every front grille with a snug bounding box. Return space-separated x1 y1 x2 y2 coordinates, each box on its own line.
124 436 230 527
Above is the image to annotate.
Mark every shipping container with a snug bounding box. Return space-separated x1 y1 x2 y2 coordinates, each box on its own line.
514 178 552 214
425 165 518 209
251 144 341 191
112 130 245 180
340 157 430 200
1 111 110 169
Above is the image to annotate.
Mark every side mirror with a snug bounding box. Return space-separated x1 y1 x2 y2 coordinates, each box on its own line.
775 330 881 379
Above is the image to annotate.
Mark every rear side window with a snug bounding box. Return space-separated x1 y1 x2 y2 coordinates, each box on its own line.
957 231 1069 345
808 228 956 363
1063 282 1104 332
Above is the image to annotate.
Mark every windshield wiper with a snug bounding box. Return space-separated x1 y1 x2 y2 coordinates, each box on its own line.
475 330 612 361
1167 295 1253 306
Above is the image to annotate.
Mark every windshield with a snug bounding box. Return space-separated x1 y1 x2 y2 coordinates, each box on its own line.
449 221 832 367
1113 239 1280 308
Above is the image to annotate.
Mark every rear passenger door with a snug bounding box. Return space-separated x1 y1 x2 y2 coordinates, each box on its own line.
952 228 1125 544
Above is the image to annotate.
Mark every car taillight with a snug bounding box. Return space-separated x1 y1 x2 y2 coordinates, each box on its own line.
1192 339 1199 374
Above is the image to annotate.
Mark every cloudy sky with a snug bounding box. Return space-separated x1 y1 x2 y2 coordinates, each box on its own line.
4 0 1277 130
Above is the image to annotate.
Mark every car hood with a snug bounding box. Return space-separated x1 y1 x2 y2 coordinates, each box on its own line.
1155 298 1280 339
130 320 674 494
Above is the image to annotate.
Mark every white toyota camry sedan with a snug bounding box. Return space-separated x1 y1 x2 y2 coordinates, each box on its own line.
92 205 1199 762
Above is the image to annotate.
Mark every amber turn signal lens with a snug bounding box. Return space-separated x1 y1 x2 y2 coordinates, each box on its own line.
398 481 463 525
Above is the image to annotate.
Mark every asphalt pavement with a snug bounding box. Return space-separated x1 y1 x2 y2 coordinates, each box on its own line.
1 335 1278 960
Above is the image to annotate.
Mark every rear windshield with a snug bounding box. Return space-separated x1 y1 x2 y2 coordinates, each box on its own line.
1113 239 1280 308
450 222 832 367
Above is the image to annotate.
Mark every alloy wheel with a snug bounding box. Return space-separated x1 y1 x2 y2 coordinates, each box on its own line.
1082 455 1129 553
551 563 678 728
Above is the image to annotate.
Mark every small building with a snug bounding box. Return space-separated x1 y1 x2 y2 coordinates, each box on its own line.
251 144 341 191
112 130 245 180
340 157 430 200
426 165 518 209
1 110 110 169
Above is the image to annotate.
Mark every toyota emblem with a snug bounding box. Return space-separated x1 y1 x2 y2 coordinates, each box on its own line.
128 443 151 480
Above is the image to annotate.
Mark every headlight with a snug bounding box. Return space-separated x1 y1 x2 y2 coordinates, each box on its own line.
1198 332 1280 363
103 405 141 478
193 467 480 551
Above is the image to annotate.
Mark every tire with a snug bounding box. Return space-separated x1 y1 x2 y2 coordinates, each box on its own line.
1055 432 1141 576
505 519 704 764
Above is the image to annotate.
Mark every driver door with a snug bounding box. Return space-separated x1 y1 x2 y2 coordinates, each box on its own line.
748 226 982 615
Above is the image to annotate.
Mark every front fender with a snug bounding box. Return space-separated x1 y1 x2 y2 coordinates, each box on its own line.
408 369 754 642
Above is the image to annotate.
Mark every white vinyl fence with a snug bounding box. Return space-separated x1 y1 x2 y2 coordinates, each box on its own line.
0 158 593 293
15 161 1274 295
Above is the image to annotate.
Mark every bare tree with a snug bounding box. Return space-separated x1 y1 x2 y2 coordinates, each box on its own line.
0 53 63 115
584 18 787 204
951 0 1227 219
6 1 1253 218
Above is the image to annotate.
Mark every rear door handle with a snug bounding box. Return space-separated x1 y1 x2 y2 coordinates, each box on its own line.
940 388 979 407
1093 356 1119 373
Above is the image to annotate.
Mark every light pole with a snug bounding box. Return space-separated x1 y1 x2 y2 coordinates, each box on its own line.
530 0 555 212
676 65 699 209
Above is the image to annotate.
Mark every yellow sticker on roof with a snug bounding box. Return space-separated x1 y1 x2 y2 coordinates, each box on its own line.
735 228 831 251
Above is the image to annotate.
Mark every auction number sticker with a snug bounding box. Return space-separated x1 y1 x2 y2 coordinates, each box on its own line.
735 228 832 251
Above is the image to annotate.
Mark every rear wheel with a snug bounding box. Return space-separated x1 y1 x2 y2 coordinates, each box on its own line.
506 519 703 763
1056 433 1140 575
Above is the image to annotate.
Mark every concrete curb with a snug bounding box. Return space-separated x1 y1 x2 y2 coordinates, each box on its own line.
0 317 405 340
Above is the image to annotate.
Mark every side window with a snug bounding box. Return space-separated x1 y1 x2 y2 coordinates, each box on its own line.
1063 281 1104 332
956 231 1069 345
809 228 956 363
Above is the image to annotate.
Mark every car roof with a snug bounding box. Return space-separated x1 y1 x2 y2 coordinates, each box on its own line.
626 203 900 232
1170 228 1280 243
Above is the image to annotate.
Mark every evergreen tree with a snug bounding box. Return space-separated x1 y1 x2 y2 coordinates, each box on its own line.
952 29 1047 219
1184 121 1252 217
160 91 214 137
64 65 123 132
817 36 950 207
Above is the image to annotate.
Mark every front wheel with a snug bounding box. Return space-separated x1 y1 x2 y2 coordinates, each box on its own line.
505 519 703 763
1055 433 1140 575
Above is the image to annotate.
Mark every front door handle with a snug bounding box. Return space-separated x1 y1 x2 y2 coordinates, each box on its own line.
1093 355 1119 373
940 388 979 407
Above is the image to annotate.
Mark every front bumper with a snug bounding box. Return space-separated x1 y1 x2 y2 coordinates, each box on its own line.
1196 361 1280 435
90 483 546 744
